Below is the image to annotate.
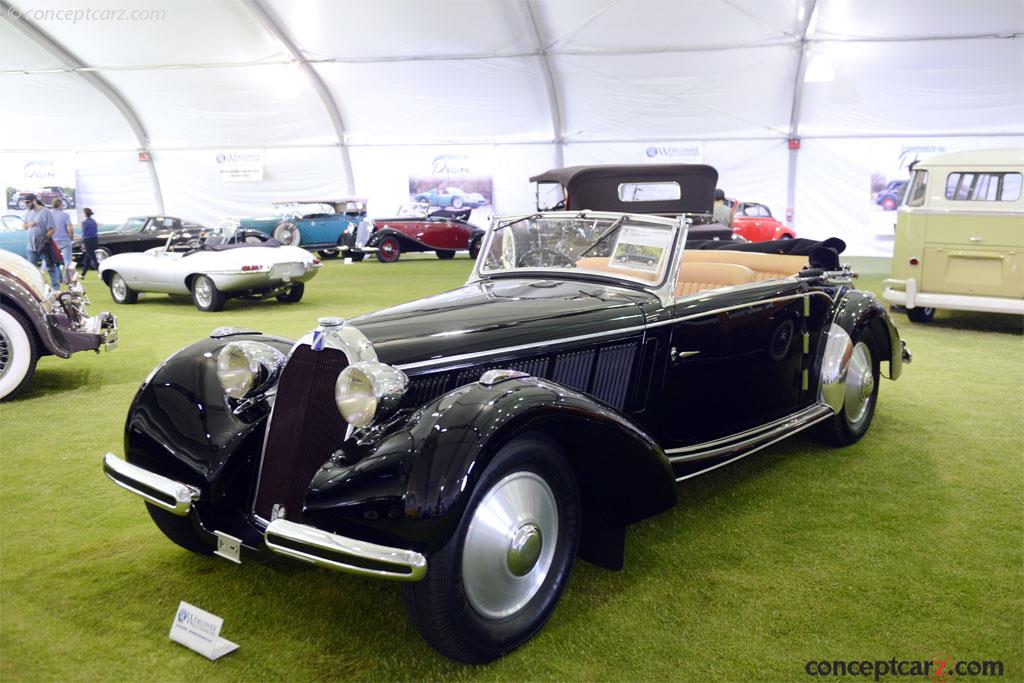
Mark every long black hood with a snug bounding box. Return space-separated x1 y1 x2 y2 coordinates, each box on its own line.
348 278 656 369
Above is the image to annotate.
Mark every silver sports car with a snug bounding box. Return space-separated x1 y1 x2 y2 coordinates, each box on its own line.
98 228 321 312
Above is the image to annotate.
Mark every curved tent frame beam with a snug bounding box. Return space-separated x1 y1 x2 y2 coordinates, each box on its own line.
786 0 819 224
0 0 165 212
242 0 356 195
521 0 564 166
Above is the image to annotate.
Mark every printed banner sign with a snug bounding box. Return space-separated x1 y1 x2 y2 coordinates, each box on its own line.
3 155 77 210
169 601 238 660
642 142 704 164
409 152 493 212
215 149 263 182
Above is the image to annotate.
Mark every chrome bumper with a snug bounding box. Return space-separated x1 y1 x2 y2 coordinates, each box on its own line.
103 453 199 516
264 518 427 581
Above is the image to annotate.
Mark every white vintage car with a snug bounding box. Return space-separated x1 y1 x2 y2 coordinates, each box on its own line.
98 228 321 312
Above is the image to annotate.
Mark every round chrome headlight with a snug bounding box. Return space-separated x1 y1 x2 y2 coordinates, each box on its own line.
216 341 285 399
334 361 409 428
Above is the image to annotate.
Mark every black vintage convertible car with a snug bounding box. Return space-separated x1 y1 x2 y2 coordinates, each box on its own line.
102 165 910 663
71 215 205 264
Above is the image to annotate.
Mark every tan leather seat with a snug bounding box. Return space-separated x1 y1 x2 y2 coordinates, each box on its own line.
674 262 755 297
576 256 660 282
682 250 807 281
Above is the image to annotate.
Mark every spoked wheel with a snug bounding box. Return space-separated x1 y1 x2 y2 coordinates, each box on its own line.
109 272 138 304
404 434 580 663
0 305 37 401
907 306 935 323
376 236 401 263
191 274 226 312
817 330 880 446
272 221 301 246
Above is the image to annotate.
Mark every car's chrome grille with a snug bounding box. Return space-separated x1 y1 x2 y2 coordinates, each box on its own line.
253 345 349 522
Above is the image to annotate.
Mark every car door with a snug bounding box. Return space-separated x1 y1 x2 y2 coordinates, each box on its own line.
141 217 176 251
657 280 832 450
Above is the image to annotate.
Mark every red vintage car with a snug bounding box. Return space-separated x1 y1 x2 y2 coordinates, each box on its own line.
345 204 485 263
729 201 796 242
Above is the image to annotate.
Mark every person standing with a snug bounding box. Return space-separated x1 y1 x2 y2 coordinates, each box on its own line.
50 199 75 284
712 188 733 226
80 207 101 276
23 194 61 288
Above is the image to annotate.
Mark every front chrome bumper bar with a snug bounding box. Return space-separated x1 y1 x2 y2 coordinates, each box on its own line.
103 453 426 580
265 519 427 581
103 453 198 516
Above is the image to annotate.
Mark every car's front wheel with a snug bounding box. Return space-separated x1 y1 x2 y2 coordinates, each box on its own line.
191 274 226 312
109 272 138 304
145 503 213 555
273 221 301 246
817 329 880 446
403 434 580 663
376 236 401 263
0 305 37 401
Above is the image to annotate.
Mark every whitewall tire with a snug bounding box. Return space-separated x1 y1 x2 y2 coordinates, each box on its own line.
0 305 37 401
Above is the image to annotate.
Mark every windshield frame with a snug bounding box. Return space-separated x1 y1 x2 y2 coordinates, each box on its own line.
469 210 686 302
118 217 148 233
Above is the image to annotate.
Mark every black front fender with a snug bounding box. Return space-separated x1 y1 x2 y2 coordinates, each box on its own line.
124 333 294 504
305 377 677 564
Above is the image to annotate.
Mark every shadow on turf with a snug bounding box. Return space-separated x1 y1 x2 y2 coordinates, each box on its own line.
894 309 1023 335
12 364 96 401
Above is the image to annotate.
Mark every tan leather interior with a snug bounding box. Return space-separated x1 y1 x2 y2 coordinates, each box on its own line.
576 256 660 282
682 249 808 281
674 262 755 297
577 249 807 296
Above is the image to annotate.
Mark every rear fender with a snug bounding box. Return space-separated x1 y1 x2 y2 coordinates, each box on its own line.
305 376 677 568
831 289 905 380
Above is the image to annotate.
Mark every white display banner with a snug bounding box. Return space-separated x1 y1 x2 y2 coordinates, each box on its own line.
169 601 238 660
2 154 77 210
215 149 264 182
642 142 704 164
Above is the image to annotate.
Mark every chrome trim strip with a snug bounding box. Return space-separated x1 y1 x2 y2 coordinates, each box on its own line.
264 518 427 582
395 291 838 372
667 404 833 463
103 452 199 516
674 404 834 482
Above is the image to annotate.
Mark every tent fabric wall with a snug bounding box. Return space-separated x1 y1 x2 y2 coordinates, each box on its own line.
1 0 1022 255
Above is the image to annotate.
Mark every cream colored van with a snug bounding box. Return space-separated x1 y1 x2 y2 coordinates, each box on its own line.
882 148 1024 322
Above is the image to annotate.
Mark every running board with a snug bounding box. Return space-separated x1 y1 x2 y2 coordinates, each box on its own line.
667 403 834 482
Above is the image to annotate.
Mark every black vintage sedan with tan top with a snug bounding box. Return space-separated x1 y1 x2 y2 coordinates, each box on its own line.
102 165 909 663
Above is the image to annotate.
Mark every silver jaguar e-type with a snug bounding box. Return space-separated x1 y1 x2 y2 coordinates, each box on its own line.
98 228 321 312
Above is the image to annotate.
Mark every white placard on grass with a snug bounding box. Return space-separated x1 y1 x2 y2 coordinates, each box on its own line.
169 601 238 660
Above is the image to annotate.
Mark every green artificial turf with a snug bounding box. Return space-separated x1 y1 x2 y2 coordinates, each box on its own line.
1 255 1021 682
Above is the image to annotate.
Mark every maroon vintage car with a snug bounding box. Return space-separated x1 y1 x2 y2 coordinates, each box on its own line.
344 204 485 263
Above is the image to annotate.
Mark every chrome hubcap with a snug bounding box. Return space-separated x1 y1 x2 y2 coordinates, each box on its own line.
462 471 558 619
0 324 10 382
111 275 126 300
506 523 542 577
194 278 212 307
844 341 874 427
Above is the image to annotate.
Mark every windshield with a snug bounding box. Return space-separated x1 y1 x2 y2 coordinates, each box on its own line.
118 217 147 233
479 213 679 286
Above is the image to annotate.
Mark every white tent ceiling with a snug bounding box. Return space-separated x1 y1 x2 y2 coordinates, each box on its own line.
0 0 1022 254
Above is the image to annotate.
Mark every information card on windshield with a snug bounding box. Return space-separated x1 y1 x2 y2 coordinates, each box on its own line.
608 225 671 274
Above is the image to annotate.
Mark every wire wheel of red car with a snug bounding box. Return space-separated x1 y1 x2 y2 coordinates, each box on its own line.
881 196 898 211
272 221 301 246
403 434 580 664
376 236 401 263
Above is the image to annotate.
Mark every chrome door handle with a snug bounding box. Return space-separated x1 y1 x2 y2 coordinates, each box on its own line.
970 236 983 242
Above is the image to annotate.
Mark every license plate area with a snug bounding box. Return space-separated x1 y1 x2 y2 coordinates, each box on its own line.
214 531 242 564
270 263 302 279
